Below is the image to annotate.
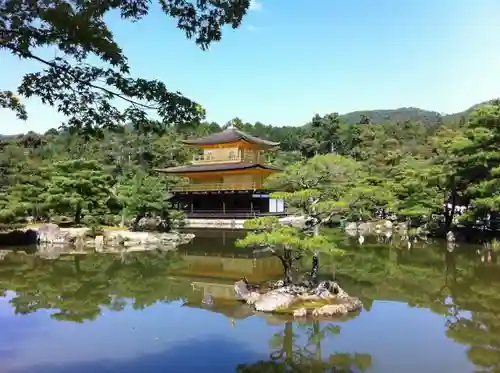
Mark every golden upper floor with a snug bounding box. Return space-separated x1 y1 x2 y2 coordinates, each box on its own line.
192 147 263 164
183 127 279 165
155 127 282 190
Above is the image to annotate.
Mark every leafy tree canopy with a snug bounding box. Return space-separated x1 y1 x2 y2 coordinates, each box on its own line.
1 0 250 132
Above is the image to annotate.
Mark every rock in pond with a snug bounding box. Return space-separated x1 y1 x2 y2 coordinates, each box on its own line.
234 279 362 318
104 230 195 247
21 224 196 249
344 220 397 236
254 290 296 312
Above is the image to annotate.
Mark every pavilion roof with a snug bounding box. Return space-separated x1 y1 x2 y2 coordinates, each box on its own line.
182 127 279 148
155 162 282 174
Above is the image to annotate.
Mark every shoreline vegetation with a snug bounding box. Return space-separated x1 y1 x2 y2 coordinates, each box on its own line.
3 102 500 242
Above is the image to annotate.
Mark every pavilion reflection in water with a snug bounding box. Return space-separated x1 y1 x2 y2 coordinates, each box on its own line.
170 229 284 319
174 252 282 311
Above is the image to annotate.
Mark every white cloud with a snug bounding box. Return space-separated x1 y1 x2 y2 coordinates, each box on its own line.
249 0 262 11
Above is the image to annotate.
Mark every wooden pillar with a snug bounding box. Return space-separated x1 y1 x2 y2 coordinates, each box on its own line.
190 195 193 213
222 195 226 214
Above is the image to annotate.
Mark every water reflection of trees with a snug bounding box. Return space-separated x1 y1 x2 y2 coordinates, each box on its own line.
327 242 500 373
0 250 194 322
237 320 372 373
444 263 500 373
2 241 500 372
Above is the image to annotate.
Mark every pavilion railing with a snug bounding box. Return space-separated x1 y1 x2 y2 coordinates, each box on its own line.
188 209 262 214
170 182 261 192
184 210 287 218
191 151 258 164
184 210 288 219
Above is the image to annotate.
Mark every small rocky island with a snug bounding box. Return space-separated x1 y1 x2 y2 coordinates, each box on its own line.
234 278 362 318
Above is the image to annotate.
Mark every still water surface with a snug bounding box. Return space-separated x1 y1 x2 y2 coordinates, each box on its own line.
0 230 499 373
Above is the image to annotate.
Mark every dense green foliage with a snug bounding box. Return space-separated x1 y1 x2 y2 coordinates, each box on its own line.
272 100 500 231
1 0 251 132
3 100 500 231
235 101 500 280
0 127 190 226
0 97 500 231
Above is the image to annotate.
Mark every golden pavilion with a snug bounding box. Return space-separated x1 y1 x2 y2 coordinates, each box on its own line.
156 126 286 218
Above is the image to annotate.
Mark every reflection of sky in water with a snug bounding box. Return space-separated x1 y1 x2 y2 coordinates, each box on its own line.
0 290 14 316
0 294 476 373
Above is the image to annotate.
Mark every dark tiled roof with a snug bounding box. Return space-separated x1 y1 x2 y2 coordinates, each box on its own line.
155 162 282 174
182 128 279 147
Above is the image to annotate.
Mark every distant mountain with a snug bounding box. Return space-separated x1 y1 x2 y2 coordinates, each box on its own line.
339 99 500 125
340 107 442 125
442 99 499 123
1 99 499 139
0 134 18 140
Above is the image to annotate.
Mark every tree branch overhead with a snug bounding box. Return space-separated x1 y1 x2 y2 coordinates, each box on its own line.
0 0 251 132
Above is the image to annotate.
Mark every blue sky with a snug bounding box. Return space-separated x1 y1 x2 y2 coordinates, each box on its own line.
1 0 500 134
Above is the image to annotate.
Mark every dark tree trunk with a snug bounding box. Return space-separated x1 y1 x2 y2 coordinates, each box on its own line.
280 249 294 286
310 253 319 285
74 202 82 225
284 322 293 360
445 249 457 288
313 321 322 360
74 256 81 273
120 208 126 227
444 181 457 234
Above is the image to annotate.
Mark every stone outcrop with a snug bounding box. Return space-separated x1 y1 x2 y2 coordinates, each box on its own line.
36 223 75 245
234 279 362 318
37 242 69 260
344 220 409 237
0 224 195 250
104 230 195 248
129 216 172 232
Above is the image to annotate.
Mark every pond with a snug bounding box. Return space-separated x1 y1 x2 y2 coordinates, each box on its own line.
0 229 499 373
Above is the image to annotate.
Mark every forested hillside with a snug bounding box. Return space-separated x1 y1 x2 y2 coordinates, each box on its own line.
2 100 500 235
340 107 442 125
339 100 497 125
